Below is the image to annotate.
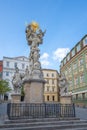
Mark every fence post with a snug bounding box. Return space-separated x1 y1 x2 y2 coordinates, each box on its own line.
7 103 11 119
73 103 76 117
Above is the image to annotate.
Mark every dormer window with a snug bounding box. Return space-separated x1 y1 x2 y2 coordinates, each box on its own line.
76 44 81 52
83 37 87 46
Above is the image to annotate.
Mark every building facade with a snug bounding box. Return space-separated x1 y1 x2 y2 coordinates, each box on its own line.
42 69 60 102
3 56 29 99
2 56 60 102
60 35 87 107
0 60 3 80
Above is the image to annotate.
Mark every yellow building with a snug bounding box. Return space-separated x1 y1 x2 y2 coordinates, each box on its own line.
60 35 87 107
42 69 60 102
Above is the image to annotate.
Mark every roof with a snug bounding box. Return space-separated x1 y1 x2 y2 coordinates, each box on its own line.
3 56 29 60
60 34 87 63
42 68 59 73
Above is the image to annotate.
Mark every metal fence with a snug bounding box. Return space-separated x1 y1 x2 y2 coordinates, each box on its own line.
7 103 75 120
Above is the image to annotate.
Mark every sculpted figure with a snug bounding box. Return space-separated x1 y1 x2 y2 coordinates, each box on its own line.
32 61 43 79
25 22 45 46
29 57 33 77
12 67 22 93
25 21 45 80
59 73 68 96
37 29 46 43
33 50 40 63
22 66 30 81
34 61 41 70
25 66 29 76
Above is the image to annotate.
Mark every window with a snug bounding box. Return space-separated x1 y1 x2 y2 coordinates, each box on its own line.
76 94 78 100
47 96 49 101
71 49 75 57
6 61 9 67
79 58 83 66
64 58 66 64
83 37 87 46
47 73 49 77
52 79 54 84
22 63 25 69
52 86 55 91
80 74 84 83
14 62 17 68
52 96 55 101
82 93 85 99
73 62 77 70
47 86 49 91
67 54 70 61
75 77 78 85
52 73 54 77
6 72 9 76
76 44 81 52
47 79 49 84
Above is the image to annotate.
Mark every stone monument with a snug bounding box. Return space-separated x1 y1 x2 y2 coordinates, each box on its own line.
11 67 22 103
59 73 72 104
23 21 46 103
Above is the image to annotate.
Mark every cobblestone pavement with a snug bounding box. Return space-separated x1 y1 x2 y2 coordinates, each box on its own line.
0 103 8 124
0 103 87 124
75 106 87 120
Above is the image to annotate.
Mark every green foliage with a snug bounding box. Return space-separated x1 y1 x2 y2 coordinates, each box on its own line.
0 80 11 94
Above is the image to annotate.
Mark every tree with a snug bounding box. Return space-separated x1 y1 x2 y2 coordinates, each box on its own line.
0 80 11 100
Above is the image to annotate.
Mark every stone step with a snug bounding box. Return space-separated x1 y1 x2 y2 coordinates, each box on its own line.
0 123 87 130
0 120 87 130
1 119 86 128
5 117 79 124
64 128 87 130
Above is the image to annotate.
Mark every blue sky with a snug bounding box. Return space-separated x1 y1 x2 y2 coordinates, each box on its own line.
0 0 87 71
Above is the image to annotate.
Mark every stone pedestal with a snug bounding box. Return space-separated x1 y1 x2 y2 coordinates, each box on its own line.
23 79 45 103
11 93 21 103
60 96 72 104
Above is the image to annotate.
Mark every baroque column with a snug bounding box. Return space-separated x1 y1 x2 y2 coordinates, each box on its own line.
23 21 46 103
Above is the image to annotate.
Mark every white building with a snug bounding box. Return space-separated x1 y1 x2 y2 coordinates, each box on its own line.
3 56 29 99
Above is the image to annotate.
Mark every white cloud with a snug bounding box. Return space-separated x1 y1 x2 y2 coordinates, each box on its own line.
41 60 50 66
40 52 49 60
53 48 70 62
40 52 50 67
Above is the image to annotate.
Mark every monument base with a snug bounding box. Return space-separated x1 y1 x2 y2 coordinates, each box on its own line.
11 93 21 103
23 79 45 103
60 95 72 104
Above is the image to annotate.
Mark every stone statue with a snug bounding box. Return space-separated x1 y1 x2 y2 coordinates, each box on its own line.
59 73 69 96
12 67 22 93
33 50 40 63
22 66 30 81
25 21 46 80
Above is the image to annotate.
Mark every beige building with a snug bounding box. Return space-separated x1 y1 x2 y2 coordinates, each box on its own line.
42 69 59 102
